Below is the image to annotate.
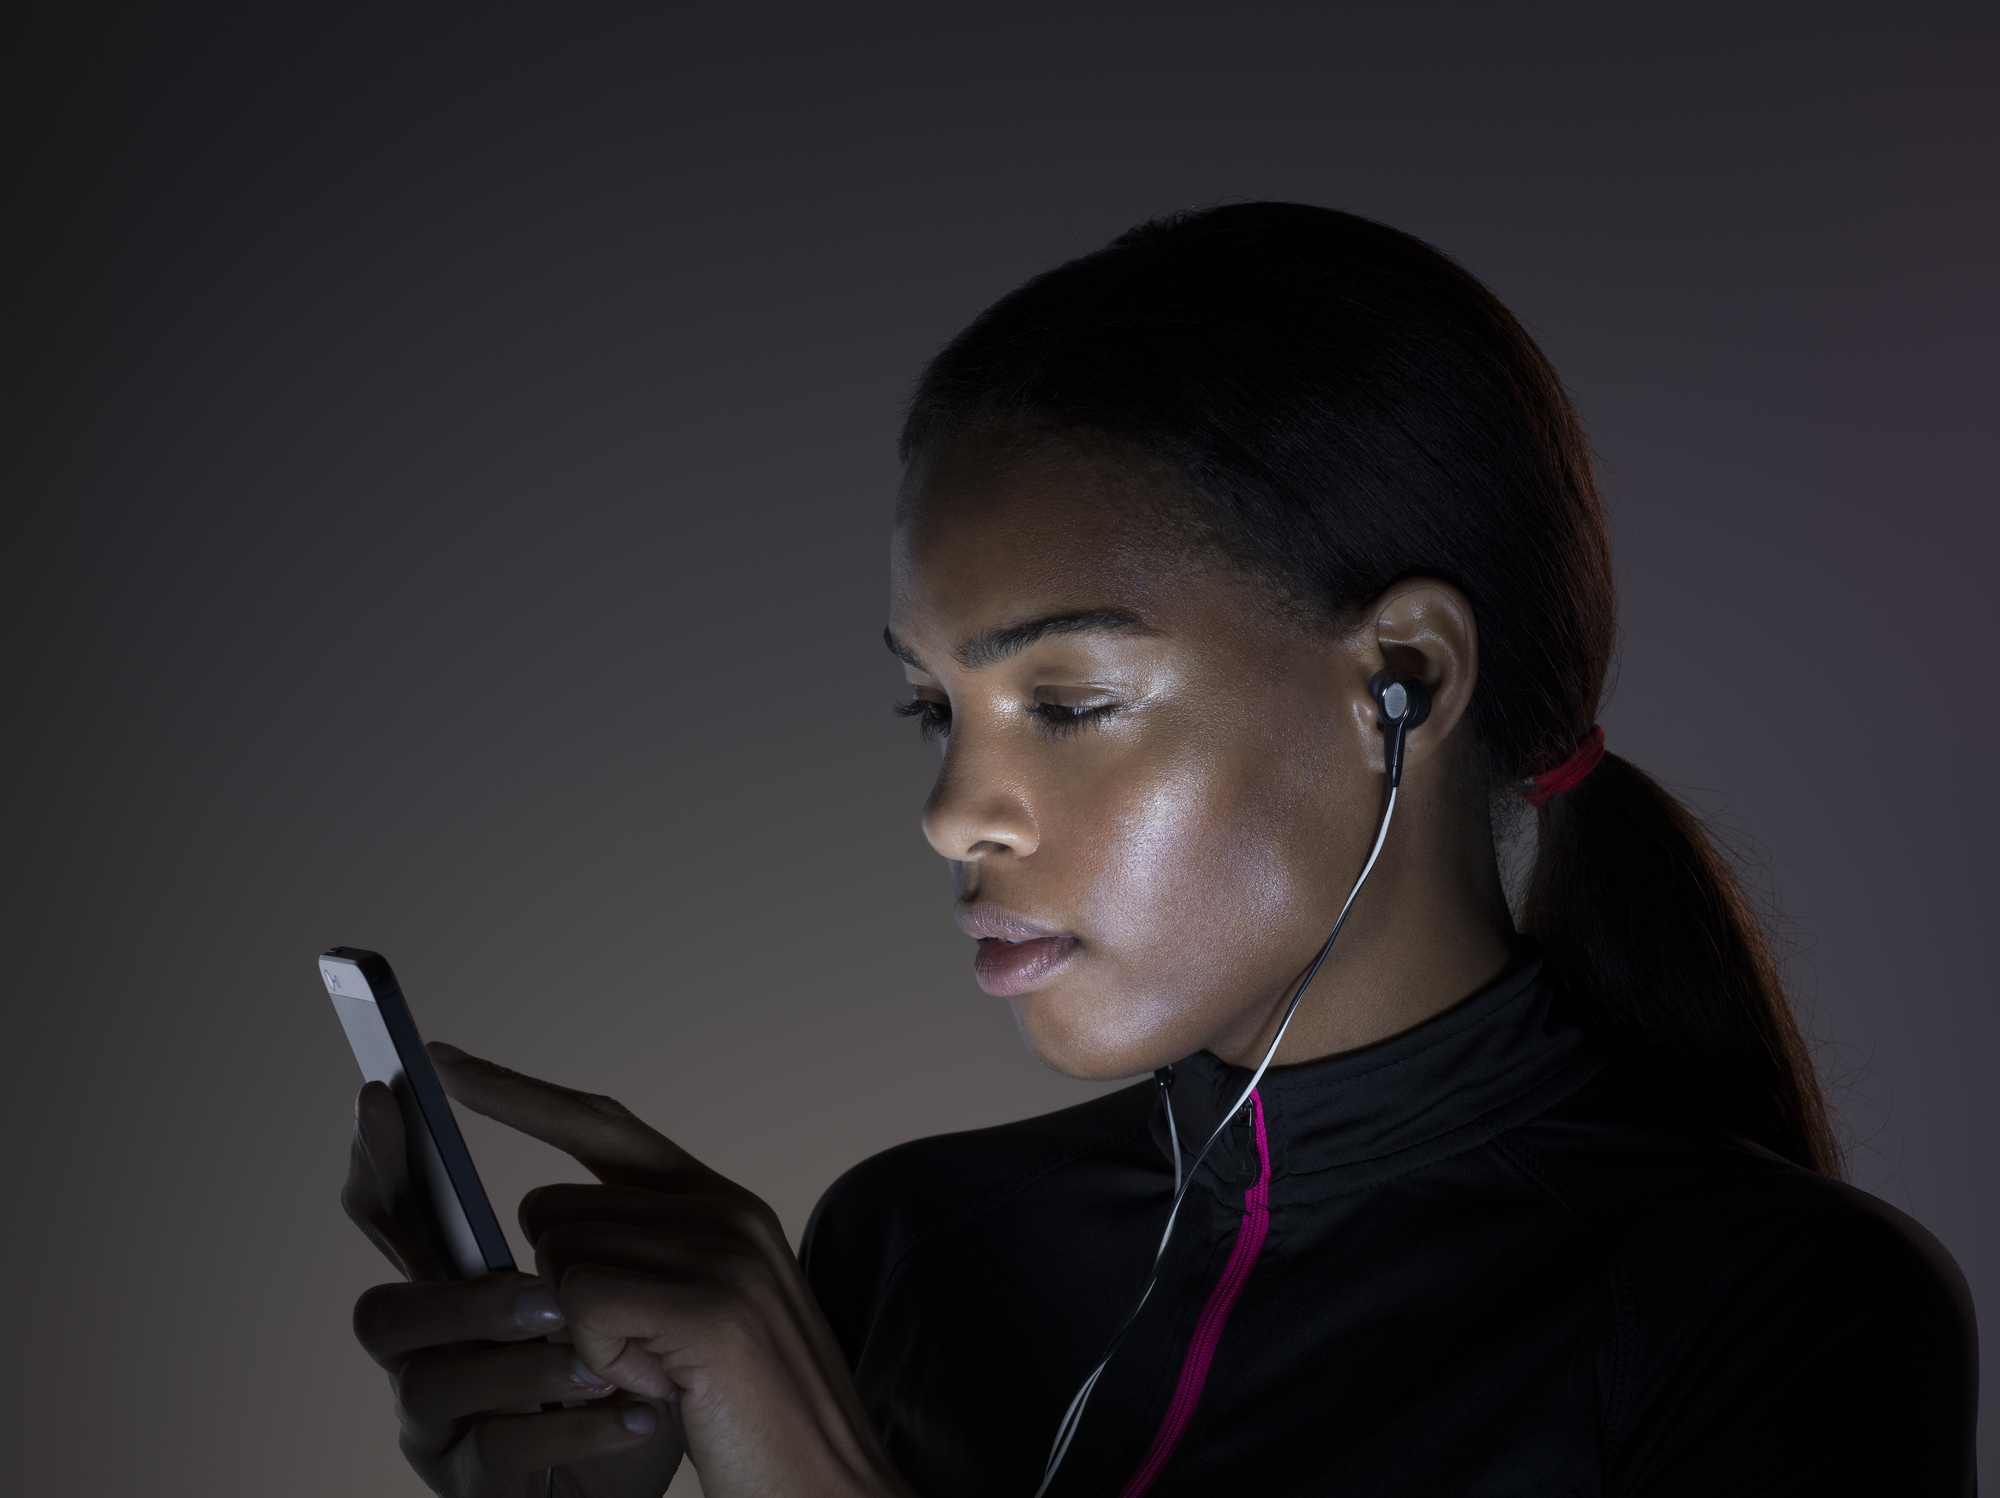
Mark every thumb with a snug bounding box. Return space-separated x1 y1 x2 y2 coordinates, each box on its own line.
342 1080 454 1281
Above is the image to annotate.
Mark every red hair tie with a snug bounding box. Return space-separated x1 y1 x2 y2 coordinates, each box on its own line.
1521 725 1606 807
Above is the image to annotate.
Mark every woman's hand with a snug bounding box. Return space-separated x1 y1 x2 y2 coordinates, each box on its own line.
345 1080 683 1497
344 1045 914 1498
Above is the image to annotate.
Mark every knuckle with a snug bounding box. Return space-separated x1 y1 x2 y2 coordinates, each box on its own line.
575 1257 638 1291
351 1283 406 1347
703 1192 780 1248
535 1217 579 1248
708 1239 774 1301
534 1219 597 1264
466 1412 515 1474
393 1352 442 1415
734 1203 790 1265
519 1181 598 1223
718 1233 764 1276
709 1296 769 1356
577 1090 640 1127
556 1259 618 1307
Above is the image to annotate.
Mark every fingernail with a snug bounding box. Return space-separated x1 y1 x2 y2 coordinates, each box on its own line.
620 1403 657 1435
569 1355 613 1393
513 1286 564 1330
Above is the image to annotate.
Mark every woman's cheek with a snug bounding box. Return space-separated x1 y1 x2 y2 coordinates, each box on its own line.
1071 766 1309 1046
1071 759 1225 942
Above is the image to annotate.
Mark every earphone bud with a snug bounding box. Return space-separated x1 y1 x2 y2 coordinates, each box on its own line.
1368 670 1433 790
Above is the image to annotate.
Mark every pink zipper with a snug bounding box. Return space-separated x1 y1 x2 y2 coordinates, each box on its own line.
1115 1089 1272 1498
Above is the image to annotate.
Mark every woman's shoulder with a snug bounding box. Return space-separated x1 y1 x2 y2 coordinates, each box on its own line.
803 1080 1157 1259
1515 1067 1977 1484
1619 1138 1973 1333
1525 1067 1967 1299
797 1080 1158 1346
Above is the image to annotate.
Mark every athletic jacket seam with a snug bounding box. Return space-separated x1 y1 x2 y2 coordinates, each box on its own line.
1486 1129 1635 1487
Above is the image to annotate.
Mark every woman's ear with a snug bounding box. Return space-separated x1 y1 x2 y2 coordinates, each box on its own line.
1364 578 1478 775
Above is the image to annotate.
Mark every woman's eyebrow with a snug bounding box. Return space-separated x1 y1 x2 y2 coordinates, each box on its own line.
882 609 1157 674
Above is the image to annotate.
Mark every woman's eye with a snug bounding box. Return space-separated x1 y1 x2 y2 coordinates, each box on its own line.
1031 701 1118 736
894 696 1116 742
893 697 952 742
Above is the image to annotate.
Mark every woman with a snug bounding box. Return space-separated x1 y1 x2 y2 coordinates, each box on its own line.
343 204 1977 1496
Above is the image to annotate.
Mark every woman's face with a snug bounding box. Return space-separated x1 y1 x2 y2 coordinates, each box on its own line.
888 436 1390 1079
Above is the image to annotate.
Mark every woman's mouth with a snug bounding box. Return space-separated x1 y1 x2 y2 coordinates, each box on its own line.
955 904 1082 997
972 934 1081 997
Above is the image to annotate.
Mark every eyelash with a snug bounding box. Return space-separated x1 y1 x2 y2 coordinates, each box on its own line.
892 698 952 742
1032 701 1118 738
891 698 1118 743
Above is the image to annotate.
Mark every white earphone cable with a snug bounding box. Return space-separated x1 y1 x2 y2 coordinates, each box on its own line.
1033 781 1401 1497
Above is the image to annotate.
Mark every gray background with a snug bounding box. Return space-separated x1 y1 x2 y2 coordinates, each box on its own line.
11 3 1994 1490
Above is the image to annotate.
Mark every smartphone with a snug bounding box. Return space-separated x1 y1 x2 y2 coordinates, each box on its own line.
319 946 516 1279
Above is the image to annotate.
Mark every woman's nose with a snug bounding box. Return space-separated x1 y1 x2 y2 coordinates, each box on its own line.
921 745 1040 862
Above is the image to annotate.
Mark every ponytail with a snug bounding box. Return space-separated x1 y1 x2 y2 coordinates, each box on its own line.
903 200 1841 1177
1524 753 1839 1174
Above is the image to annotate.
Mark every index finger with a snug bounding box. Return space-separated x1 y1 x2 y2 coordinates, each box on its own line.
428 1043 723 1194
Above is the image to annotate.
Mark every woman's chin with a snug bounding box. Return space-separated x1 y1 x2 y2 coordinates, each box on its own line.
1004 982 1185 1082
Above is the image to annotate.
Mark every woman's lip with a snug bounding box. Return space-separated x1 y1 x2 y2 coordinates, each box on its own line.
972 935 1081 997
954 903 1070 943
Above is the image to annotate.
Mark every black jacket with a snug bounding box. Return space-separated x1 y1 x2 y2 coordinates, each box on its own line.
801 961 1977 1496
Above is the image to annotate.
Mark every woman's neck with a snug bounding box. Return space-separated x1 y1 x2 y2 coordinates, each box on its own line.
1210 759 1518 1068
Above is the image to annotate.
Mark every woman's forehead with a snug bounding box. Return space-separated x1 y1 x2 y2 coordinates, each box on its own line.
889 479 1308 680
893 486 1194 645
896 439 1201 592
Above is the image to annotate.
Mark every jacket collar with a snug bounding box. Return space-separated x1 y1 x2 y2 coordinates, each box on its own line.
1157 955 1601 1204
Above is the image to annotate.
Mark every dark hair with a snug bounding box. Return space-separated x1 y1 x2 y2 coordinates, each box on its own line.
902 202 1838 1177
